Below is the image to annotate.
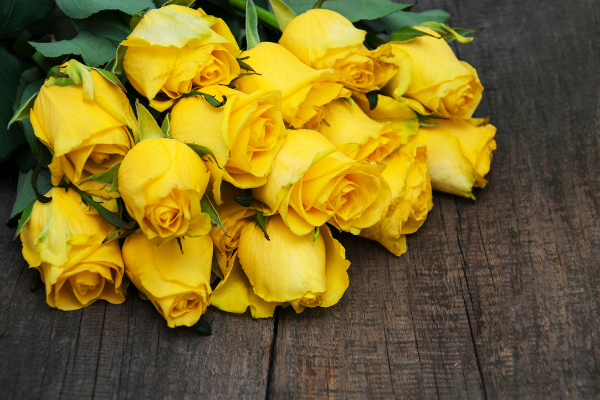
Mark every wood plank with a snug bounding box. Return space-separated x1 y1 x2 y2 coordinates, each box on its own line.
0 176 275 399
268 0 600 398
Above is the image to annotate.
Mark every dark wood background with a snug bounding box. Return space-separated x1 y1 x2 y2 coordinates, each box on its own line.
1 0 599 398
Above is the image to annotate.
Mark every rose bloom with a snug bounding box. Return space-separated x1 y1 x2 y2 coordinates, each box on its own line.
252 129 391 236
31 60 136 199
279 9 399 92
360 138 433 256
122 5 240 111
414 119 497 198
383 27 483 119
210 215 350 318
236 42 350 129
118 138 211 244
20 188 126 310
169 85 286 204
123 230 213 328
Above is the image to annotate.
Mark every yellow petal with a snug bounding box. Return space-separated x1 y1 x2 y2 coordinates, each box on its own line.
279 9 365 69
413 125 476 198
319 225 350 307
434 119 497 188
210 254 280 318
238 215 327 303
122 230 212 327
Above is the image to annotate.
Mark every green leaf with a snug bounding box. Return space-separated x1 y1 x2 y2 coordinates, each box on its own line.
183 90 227 107
312 226 319 242
21 117 52 165
161 113 171 138
13 35 36 58
389 26 436 42
136 101 162 142
0 0 54 36
417 113 443 127
236 58 255 72
284 0 412 22
163 0 195 6
58 182 131 229
234 197 252 207
269 0 296 31
81 162 120 186
364 9 451 33
366 90 379 110
418 21 476 43
74 11 131 44
55 0 155 19
112 45 127 75
245 0 260 50
0 47 26 159
191 318 211 335
12 199 35 239
91 67 127 91
130 8 150 31
137 289 149 300
251 211 269 241
102 222 138 244
185 143 220 168
29 31 117 67
8 168 52 228
8 93 37 129
200 194 227 235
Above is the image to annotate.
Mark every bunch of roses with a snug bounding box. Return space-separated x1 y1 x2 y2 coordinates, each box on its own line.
14 4 497 328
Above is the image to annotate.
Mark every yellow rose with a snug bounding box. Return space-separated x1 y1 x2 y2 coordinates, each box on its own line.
383 28 483 119
352 92 419 143
360 139 433 256
318 99 405 163
122 5 240 111
236 42 350 129
118 138 212 244
414 119 497 198
252 129 391 236
278 9 398 92
122 230 212 327
169 85 286 204
30 60 136 199
210 215 350 318
208 183 256 273
20 188 126 310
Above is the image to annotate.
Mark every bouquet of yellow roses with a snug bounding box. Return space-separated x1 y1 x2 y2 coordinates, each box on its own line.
3 0 496 333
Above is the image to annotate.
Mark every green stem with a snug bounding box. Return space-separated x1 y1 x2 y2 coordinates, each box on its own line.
31 52 53 73
313 0 325 8
229 0 281 31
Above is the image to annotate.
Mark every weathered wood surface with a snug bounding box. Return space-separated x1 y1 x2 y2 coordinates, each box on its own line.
1 0 599 398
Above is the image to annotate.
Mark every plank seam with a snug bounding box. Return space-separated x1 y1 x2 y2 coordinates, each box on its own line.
264 307 279 400
0 264 25 341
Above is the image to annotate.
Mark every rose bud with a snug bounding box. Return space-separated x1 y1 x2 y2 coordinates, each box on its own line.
210 215 350 318
235 42 350 129
279 9 399 92
360 139 433 256
122 5 240 111
382 27 483 119
20 188 126 310
169 85 286 204
122 230 213 328
414 119 497 198
30 60 136 199
252 129 391 236
118 138 211 244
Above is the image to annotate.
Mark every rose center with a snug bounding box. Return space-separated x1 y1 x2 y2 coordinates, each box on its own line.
90 151 111 165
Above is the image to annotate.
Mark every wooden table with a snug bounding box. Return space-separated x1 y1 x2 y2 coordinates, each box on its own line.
1 0 599 398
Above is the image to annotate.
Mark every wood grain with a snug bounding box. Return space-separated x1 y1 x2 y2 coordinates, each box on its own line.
1 0 599 398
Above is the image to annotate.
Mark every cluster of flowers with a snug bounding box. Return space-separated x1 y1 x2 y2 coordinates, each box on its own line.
13 4 497 328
